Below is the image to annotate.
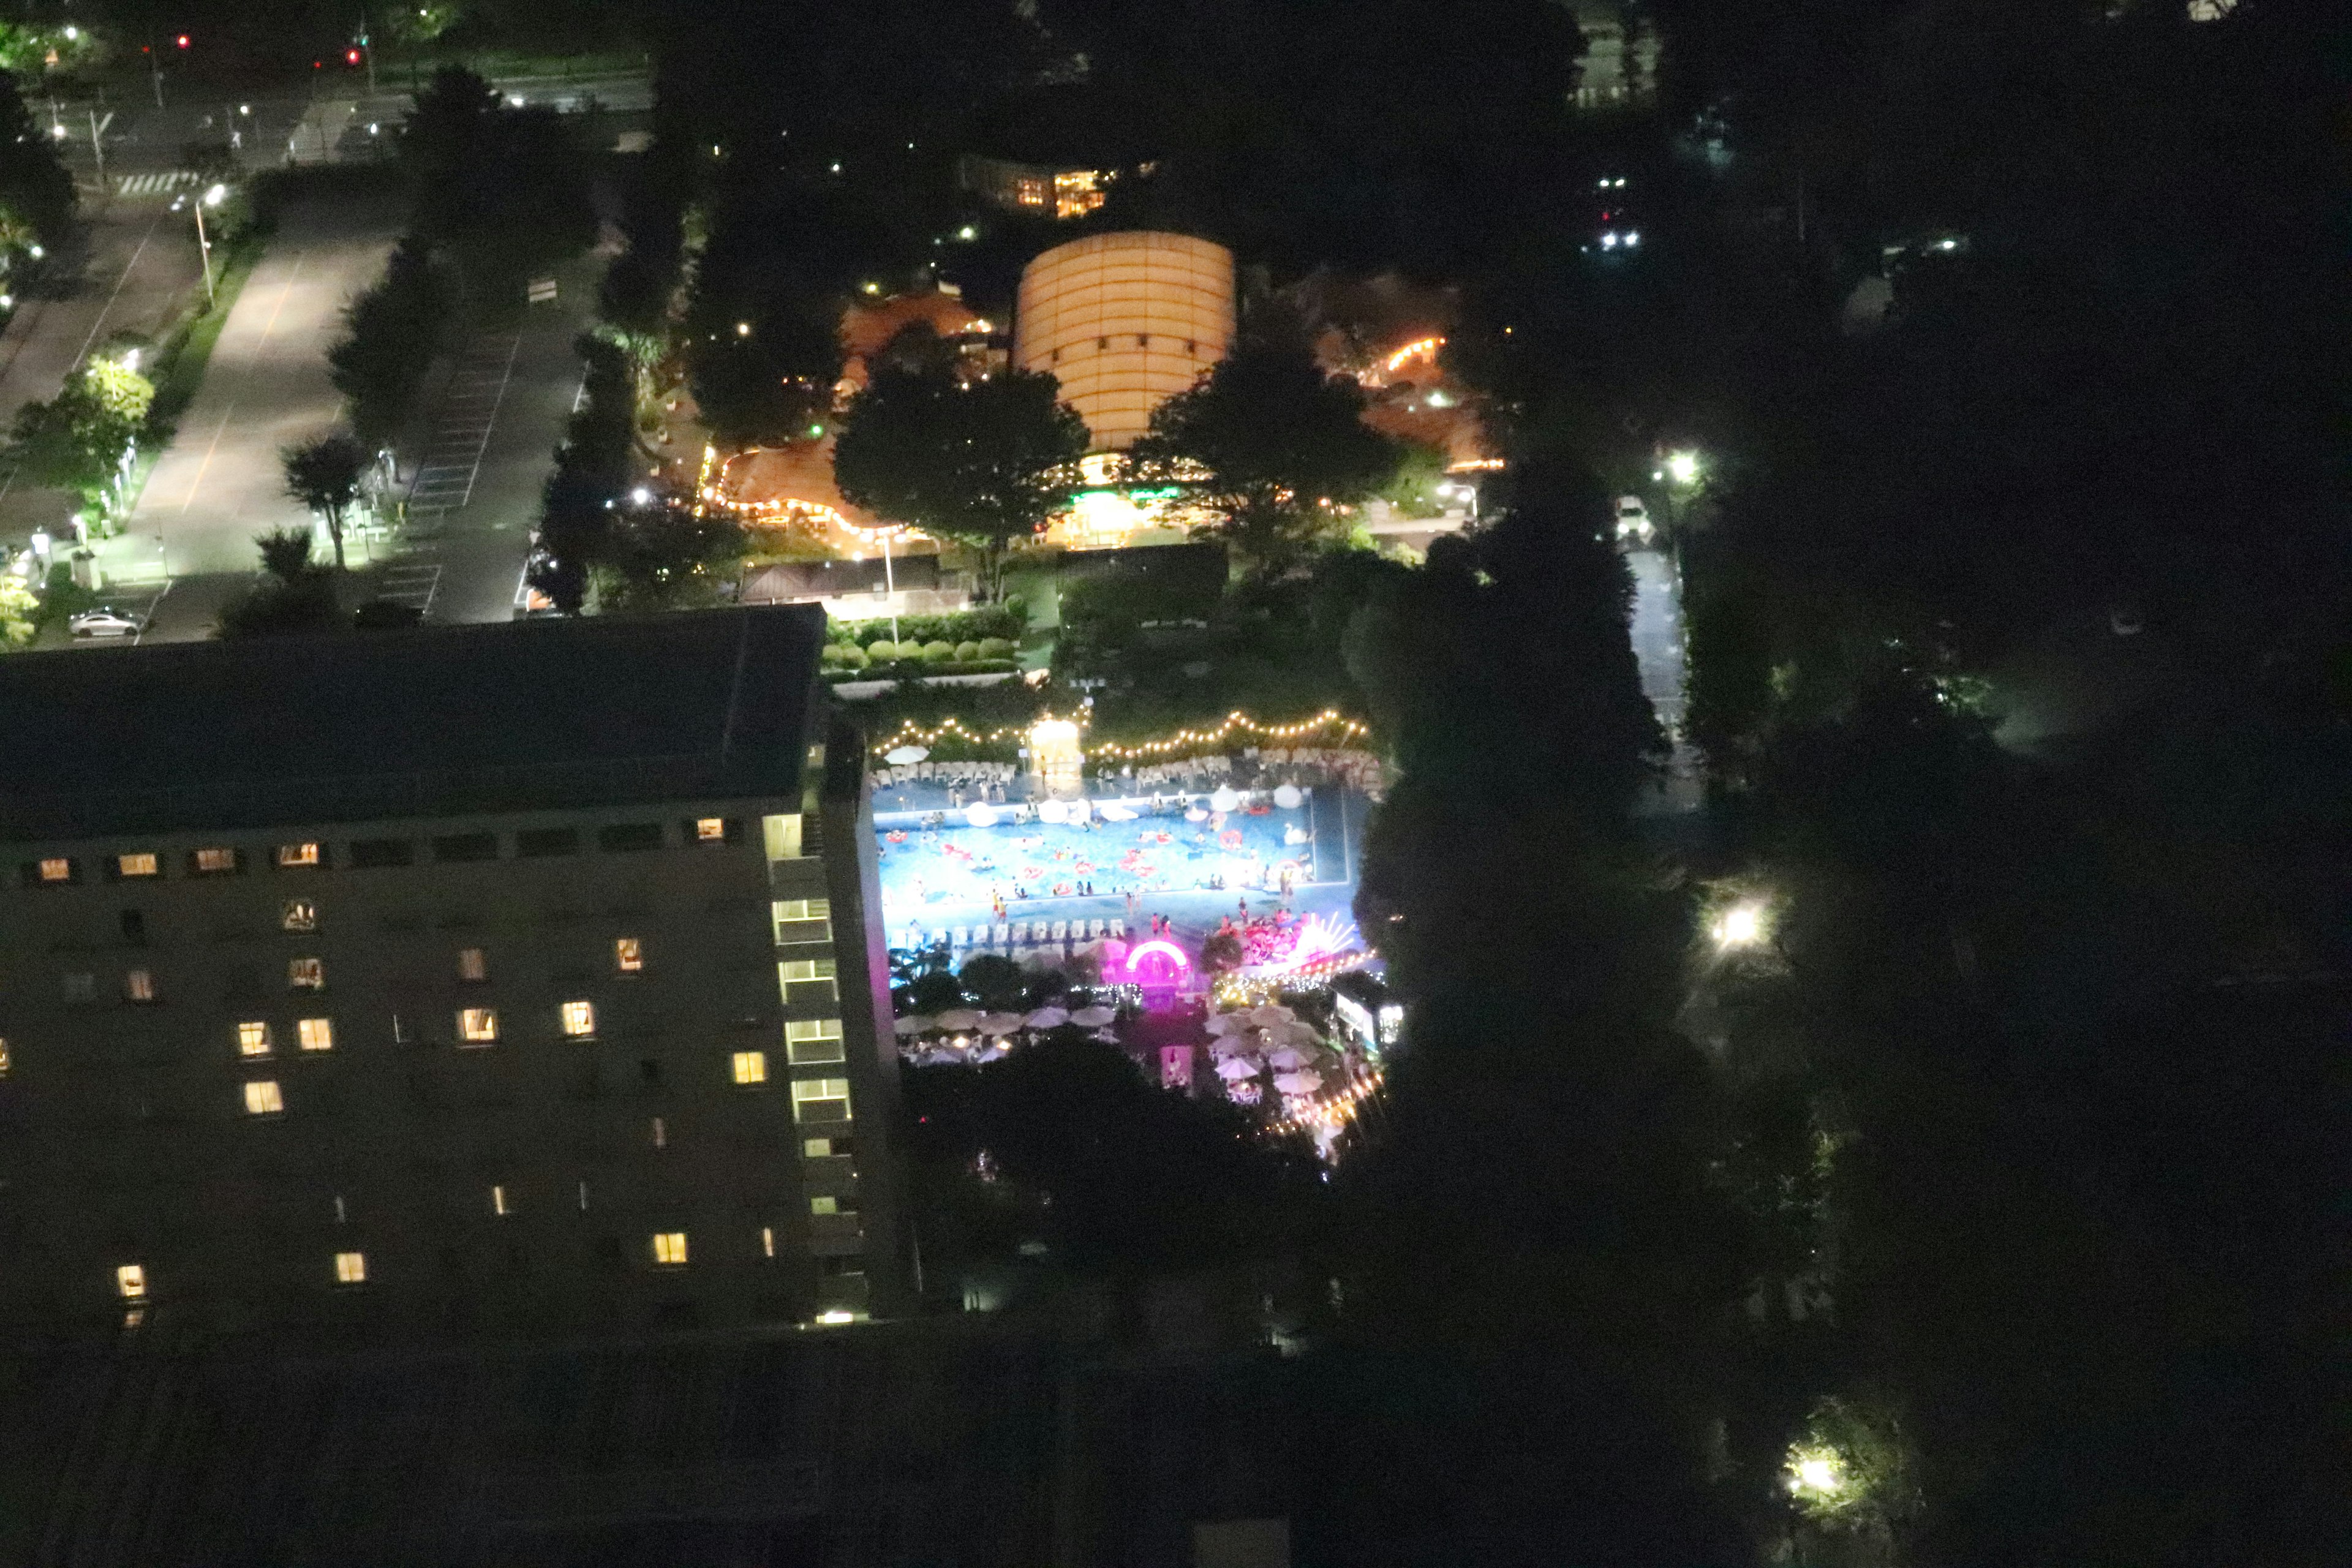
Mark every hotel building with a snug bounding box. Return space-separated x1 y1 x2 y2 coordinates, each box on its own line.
0 606 902 1338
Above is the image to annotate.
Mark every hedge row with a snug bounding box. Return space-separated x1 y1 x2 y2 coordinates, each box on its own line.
822 637 1018 668
825 603 1025 648
824 658 1022 684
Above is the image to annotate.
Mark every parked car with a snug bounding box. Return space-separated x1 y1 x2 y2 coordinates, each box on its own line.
68 608 144 638
1614 495 1654 541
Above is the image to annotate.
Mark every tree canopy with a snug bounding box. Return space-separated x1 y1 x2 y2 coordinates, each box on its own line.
832 326 1088 593
1129 312 1401 574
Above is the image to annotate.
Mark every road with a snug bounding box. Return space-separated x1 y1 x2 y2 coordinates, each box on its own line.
0 192 205 549
1626 545 1703 813
116 192 401 641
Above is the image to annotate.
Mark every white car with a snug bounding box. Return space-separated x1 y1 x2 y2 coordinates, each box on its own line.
1613 495 1654 541
69 608 145 638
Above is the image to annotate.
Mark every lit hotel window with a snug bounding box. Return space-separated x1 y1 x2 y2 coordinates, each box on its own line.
790 1077 852 1123
116 1264 146 1300
780 958 837 1001
298 1017 334 1052
695 816 726 842
334 1251 366 1284
115 852 159 879
458 1008 499 1045
277 842 322 868
785 1018 845 1065
37 857 72 883
237 1021 271 1057
772 898 832 943
614 937 643 973
124 969 156 1003
282 899 317 932
809 1196 839 1216
651 1231 688 1266
192 847 238 874
802 1137 836 1159
732 1050 768 1085
560 1000 596 1038
762 813 805 859
456 947 488 983
288 957 325 990
244 1079 284 1116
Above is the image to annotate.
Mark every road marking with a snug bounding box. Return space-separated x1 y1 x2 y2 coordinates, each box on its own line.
115 171 199 197
179 401 240 513
402 334 520 513
70 206 170 368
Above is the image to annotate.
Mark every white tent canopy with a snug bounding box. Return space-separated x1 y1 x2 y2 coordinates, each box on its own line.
893 1015 933 1036
1069 1005 1117 1028
1214 1056 1261 1080
1024 1006 1071 1029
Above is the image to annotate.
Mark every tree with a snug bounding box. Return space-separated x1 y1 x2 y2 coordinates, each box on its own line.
8 355 154 526
217 529 338 639
832 326 1089 597
586 501 747 614
401 66 594 296
0 68 73 244
281 431 369 571
529 333 639 614
1129 309 1401 575
330 239 450 447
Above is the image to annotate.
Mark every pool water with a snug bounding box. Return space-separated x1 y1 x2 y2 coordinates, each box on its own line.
875 791 1333 919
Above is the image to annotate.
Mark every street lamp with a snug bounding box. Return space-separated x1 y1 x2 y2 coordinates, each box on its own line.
1665 449 1701 487
192 184 226 306
1711 900 1768 951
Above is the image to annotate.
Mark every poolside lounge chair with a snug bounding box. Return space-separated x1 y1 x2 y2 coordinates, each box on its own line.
1088 919 1105 939
1052 921 1068 941
1110 918 1126 938
994 924 1011 944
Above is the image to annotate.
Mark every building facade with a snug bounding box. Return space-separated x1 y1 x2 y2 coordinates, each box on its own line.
0 608 902 1339
1014 231 1235 451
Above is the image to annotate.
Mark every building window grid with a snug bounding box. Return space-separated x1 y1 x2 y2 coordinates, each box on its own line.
652 1231 688 1266
238 1021 271 1057
124 969 156 1003
785 1017 846 1065
282 899 318 932
288 957 325 990
192 847 239 875
334 1251 366 1284
458 1008 499 1046
37 857 73 883
116 1263 146 1300
277 842 322 869
560 1000 596 1038
614 937 643 973
456 948 488 983
733 1050 768 1085
244 1079 284 1115
298 1017 334 1052
115 852 159 879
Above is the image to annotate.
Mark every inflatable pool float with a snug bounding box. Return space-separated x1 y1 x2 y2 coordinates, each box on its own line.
886 831 908 843
1219 829 1244 850
1245 804 1272 815
1021 865 1044 880
1185 807 1208 823
1053 882 1074 897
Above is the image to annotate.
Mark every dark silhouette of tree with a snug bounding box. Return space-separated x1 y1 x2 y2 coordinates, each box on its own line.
0 69 74 244
1129 309 1400 575
833 326 1088 597
281 431 369 571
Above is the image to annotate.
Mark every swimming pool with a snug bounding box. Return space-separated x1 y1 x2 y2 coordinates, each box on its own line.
875 789 1348 925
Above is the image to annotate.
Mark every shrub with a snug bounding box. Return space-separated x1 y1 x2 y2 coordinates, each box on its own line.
977 636 1016 660
867 639 900 662
833 644 870 669
820 642 852 664
921 639 957 661
954 639 981 661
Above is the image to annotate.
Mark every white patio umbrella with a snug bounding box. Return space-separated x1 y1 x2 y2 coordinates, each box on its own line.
965 802 999 827
935 1008 982 1031
1207 1035 1257 1056
1069 1005 1117 1028
1272 783 1304 809
1203 1012 1242 1035
893 1015 933 1036
1246 1004 1297 1028
979 1011 1027 1036
1210 785 1242 813
1266 1046 1317 1071
1273 1070 1324 1095
1023 1006 1071 1030
1272 1020 1323 1047
1214 1056 1262 1080
884 745 930 765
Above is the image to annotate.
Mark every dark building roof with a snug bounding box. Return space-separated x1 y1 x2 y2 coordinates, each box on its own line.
0 606 829 841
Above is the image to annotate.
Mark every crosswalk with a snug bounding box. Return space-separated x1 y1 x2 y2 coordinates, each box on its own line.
115 170 200 198
405 334 520 513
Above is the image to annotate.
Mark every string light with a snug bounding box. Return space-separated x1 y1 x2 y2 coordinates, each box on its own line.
873 707 1374 763
1384 336 1444 373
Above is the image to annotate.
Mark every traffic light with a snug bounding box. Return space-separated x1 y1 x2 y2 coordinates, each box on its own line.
175 34 190 48
345 47 361 65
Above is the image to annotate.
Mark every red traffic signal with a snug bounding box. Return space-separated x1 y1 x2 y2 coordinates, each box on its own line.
345 47 362 64
175 34 190 48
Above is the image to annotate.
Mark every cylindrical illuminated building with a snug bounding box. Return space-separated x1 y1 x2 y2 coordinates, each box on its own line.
1014 232 1235 451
